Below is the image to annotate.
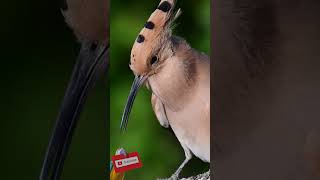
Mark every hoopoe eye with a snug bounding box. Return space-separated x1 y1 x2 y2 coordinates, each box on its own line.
151 56 158 66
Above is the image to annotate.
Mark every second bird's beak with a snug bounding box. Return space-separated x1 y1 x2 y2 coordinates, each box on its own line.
40 41 109 180
120 75 147 131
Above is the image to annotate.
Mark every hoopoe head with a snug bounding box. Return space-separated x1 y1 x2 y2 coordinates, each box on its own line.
121 0 181 131
130 0 180 76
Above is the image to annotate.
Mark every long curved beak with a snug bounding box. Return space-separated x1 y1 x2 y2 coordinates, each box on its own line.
120 75 147 132
39 41 109 180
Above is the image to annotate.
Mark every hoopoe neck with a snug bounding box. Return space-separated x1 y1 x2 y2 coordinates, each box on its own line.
147 36 200 111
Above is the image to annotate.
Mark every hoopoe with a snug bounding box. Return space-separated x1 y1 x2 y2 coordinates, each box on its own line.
120 0 210 179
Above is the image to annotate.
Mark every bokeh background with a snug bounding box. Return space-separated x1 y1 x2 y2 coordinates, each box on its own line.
0 0 108 179
110 0 210 179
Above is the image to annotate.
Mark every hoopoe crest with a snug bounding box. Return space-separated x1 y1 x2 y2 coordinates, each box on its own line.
130 0 181 76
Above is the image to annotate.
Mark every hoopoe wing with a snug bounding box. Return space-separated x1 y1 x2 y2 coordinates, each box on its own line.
151 93 170 128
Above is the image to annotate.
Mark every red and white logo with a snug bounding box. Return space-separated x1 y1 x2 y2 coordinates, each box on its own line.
112 152 142 173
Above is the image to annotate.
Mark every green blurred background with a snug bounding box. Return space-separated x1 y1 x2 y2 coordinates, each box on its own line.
0 0 107 179
110 0 210 179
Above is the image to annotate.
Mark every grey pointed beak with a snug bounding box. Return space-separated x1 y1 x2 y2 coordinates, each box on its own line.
120 75 147 132
40 41 109 180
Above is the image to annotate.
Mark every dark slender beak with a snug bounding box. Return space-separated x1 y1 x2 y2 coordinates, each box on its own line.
39 41 109 180
120 75 147 132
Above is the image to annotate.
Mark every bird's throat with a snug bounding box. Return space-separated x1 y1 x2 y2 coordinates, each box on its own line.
148 48 198 112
